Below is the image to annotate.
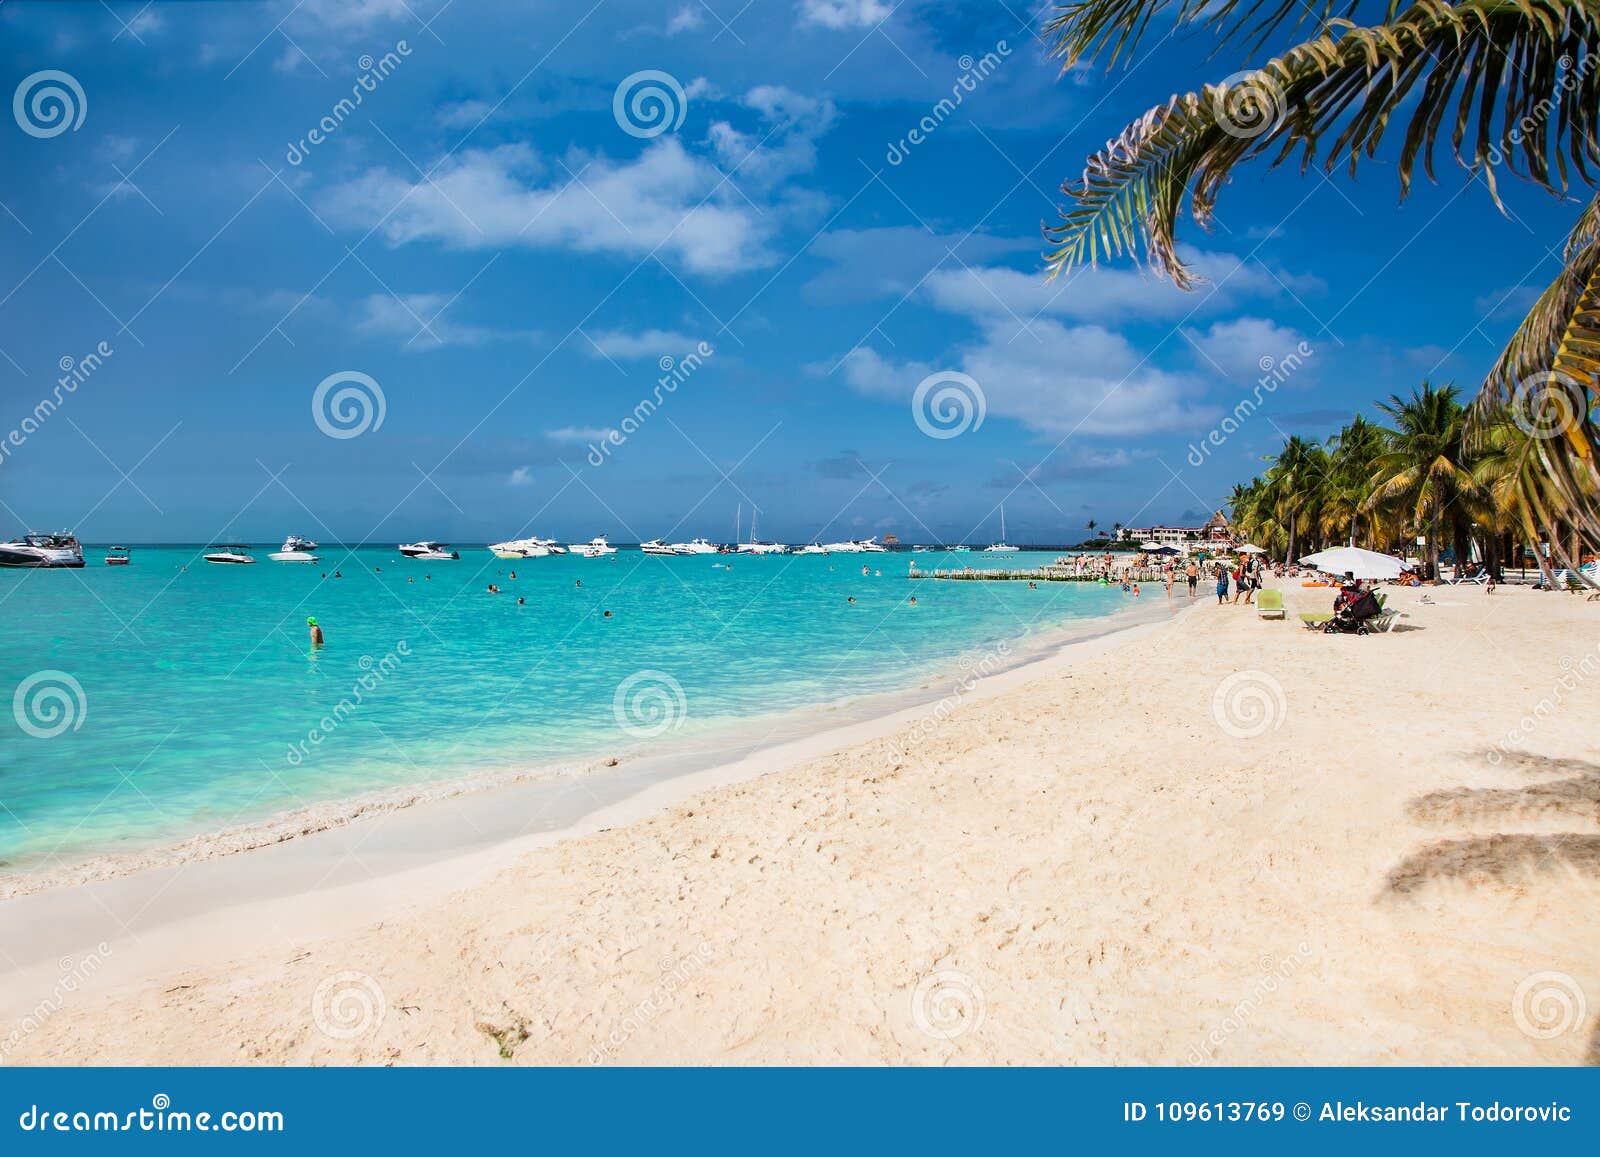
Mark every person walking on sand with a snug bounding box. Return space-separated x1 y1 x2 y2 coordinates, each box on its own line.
1215 564 1230 604
1186 561 1199 598
307 617 324 647
1163 565 1174 597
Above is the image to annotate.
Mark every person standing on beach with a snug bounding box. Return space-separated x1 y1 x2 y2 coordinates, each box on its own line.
1186 561 1199 597
1215 564 1229 604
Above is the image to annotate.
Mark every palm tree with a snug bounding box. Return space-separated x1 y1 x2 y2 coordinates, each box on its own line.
1042 0 1600 571
1364 383 1477 580
1321 415 1388 548
1264 434 1322 562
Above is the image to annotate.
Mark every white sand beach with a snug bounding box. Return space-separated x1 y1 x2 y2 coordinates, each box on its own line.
3 580 1597 1065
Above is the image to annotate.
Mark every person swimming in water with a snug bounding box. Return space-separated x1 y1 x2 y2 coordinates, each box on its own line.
307 617 324 646
487 584 500 594
603 610 613 618
517 596 525 606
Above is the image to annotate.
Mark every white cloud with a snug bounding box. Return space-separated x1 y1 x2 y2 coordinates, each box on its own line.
799 0 892 29
667 5 704 34
546 426 618 443
1183 317 1314 382
508 466 535 486
301 0 412 30
436 99 496 129
922 249 1293 324
321 140 779 276
804 227 1035 304
584 329 703 359
355 293 535 350
708 86 837 190
840 318 1217 438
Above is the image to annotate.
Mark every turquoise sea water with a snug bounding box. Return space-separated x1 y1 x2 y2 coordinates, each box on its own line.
0 546 1139 869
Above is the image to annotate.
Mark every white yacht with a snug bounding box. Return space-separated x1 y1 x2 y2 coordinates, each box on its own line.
269 535 319 562
399 541 459 560
854 538 887 553
0 532 84 568
569 536 616 557
984 507 1018 553
640 539 681 555
737 541 787 554
204 544 256 564
489 538 553 559
670 537 719 555
795 543 830 555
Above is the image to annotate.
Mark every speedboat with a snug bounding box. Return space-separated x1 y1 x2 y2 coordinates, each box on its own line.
946 545 972 553
105 546 131 566
0 532 85 568
670 538 718 555
269 535 319 562
853 538 887 553
204 544 255 564
0 532 84 568
640 539 680 555
736 541 788 555
795 543 829 555
569 536 616 557
399 541 459 560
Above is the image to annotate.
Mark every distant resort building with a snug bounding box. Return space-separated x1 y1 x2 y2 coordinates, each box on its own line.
1115 511 1235 551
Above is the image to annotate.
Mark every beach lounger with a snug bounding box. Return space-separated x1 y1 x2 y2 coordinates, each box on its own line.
1299 612 1333 630
1256 589 1285 619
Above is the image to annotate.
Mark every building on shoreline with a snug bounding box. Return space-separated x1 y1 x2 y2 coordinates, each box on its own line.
1115 510 1235 551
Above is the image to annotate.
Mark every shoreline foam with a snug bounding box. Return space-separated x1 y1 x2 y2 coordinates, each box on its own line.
0 593 1179 900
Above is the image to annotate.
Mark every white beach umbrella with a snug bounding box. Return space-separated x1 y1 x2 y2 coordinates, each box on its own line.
1140 540 1164 551
1298 546 1403 580
1237 544 1266 554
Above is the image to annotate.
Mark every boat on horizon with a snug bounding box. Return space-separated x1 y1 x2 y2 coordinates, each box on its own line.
489 538 554 559
640 539 681 555
569 536 616 557
269 535 319 562
0 532 85 568
203 544 255 564
670 537 719 555
399 541 459 560
104 546 131 566
984 507 1018 553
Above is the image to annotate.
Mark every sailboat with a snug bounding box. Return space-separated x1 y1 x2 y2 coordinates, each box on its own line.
984 506 1018 553
737 507 786 554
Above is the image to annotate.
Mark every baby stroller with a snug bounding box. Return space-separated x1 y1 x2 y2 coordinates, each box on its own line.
1324 587 1382 634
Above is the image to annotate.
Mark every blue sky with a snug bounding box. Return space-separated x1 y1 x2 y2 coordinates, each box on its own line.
0 0 1583 545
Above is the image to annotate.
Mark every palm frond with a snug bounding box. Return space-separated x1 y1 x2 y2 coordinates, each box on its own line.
1046 0 1600 287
